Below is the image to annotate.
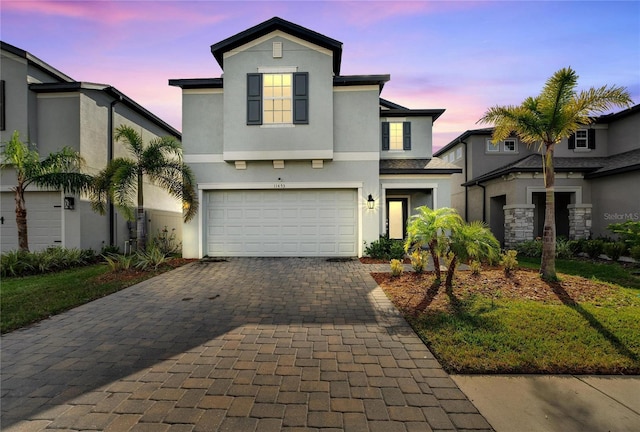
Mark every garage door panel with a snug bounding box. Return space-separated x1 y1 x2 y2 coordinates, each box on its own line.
206 189 357 257
1 192 62 252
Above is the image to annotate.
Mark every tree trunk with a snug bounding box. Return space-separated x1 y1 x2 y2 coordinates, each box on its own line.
540 145 557 280
429 239 441 281
14 186 29 252
136 172 145 251
445 255 457 292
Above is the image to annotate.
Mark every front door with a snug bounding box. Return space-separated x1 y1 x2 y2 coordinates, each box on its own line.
387 198 408 240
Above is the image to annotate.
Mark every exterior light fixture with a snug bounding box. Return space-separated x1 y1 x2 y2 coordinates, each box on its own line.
64 197 75 210
367 194 375 210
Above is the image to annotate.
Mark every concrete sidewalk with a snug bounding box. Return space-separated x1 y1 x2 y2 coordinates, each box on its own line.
452 374 640 432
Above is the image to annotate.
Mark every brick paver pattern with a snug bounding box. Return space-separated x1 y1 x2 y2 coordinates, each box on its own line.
1 258 493 431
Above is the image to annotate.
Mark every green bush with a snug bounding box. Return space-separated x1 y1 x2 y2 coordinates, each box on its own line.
410 250 428 273
630 245 640 261
1 247 96 278
152 226 182 256
135 244 167 271
608 220 640 248
365 235 405 261
584 239 605 259
103 253 135 272
514 239 542 258
555 237 574 259
603 242 627 262
567 239 585 256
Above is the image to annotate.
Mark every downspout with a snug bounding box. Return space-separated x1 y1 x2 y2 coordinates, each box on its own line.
108 93 122 246
475 181 486 222
459 139 469 221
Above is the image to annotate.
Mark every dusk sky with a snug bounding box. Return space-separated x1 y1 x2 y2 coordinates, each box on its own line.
2 0 639 150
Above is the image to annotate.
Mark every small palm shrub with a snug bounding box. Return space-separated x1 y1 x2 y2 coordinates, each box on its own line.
410 250 428 273
103 253 135 272
469 260 482 276
500 250 519 276
603 242 627 262
390 259 404 277
608 221 640 249
135 244 167 271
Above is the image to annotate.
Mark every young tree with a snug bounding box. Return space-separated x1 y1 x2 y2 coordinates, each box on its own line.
90 125 198 251
445 220 500 291
478 67 632 280
0 131 93 252
405 206 462 282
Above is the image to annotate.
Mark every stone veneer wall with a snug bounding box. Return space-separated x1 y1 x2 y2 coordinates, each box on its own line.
503 204 535 249
568 204 592 240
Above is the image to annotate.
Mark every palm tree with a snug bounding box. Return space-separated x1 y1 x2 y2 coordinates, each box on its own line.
0 131 93 252
445 220 500 291
405 206 462 282
90 125 198 251
478 67 632 280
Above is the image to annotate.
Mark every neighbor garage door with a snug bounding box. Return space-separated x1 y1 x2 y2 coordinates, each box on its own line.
1 191 62 252
206 189 357 257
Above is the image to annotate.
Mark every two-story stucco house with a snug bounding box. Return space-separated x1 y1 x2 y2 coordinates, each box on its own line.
1 41 183 253
434 104 640 247
170 17 460 258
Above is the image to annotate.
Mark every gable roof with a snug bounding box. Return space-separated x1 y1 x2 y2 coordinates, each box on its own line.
433 128 494 157
1 40 74 83
30 82 181 139
462 149 640 185
210 17 343 75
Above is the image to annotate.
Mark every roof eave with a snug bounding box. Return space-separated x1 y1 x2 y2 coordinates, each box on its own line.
168 78 224 89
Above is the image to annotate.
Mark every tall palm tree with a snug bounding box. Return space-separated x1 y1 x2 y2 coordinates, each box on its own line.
405 206 462 282
91 125 198 251
445 220 500 291
1 131 93 252
478 67 632 280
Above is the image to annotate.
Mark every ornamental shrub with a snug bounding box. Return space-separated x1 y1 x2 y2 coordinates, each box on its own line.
603 242 627 262
365 235 405 261
410 250 428 273
390 259 404 277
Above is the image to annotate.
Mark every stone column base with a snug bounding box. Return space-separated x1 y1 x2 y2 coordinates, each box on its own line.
503 204 535 249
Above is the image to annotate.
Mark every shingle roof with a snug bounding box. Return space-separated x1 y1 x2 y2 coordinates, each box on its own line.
463 148 640 185
380 158 462 174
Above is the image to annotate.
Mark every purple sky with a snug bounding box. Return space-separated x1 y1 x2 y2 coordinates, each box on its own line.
2 0 639 150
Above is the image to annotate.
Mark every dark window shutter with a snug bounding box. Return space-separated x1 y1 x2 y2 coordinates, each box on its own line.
568 133 575 149
247 73 262 125
381 122 390 150
293 72 308 124
588 129 596 149
403 122 411 150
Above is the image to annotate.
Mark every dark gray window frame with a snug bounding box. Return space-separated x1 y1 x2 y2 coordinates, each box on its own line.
247 72 308 125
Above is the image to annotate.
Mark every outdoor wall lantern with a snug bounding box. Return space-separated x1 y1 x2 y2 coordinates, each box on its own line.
64 197 75 210
367 194 375 210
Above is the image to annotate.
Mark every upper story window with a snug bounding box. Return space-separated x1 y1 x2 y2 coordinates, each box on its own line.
486 139 499 152
486 138 518 153
247 72 308 125
575 129 588 148
381 121 411 151
263 73 292 124
568 128 595 151
503 138 517 152
456 147 463 159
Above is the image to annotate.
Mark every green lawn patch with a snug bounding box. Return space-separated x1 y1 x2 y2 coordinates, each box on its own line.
1 261 188 333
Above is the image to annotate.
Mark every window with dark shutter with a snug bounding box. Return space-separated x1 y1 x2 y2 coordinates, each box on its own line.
403 122 411 150
247 74 262 125
293 72 308 124
381 122 390 150
568 133 575 149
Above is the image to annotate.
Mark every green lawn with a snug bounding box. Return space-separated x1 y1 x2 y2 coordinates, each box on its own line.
1 264 167 333
407 259 640 374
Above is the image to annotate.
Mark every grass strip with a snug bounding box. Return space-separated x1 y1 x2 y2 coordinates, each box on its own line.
1 264 159 333
519 256 640 289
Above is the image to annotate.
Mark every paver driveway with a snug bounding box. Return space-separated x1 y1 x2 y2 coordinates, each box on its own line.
1 258 492 431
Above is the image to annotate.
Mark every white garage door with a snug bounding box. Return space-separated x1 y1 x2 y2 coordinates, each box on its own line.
1 191 62 252
206 189 357 257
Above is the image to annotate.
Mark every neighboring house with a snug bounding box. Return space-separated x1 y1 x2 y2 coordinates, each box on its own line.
0 41 183 253
170 17 460 258
434 105 640 247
